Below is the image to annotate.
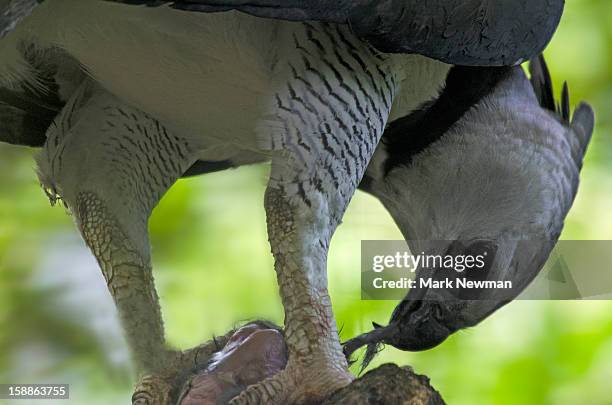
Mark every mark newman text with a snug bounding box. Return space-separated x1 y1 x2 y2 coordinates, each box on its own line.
373 278 513 290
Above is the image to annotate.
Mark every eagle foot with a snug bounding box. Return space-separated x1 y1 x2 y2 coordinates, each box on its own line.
132 373 175 405
228 356 353 405
130 328 236 405
131 349 204 405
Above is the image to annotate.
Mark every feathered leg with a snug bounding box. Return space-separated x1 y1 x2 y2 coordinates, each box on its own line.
229 23 399 404
36 81 212 403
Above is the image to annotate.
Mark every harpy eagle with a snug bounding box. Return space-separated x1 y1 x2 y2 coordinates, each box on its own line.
0 0 594 404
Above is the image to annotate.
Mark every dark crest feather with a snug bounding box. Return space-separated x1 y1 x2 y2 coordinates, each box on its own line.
529 54 571 124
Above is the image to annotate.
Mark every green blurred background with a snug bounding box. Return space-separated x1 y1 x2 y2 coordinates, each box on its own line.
0 0 611 403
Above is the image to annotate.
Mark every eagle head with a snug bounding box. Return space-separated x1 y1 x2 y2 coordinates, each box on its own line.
349 56 594 365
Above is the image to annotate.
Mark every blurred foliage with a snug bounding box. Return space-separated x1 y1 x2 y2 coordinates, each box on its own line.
0 0 611 404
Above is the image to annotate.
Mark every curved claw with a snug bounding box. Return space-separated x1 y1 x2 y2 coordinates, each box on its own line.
228 373 291 405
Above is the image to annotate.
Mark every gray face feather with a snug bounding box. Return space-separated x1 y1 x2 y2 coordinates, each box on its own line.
346 57 594 366
106 0 564 66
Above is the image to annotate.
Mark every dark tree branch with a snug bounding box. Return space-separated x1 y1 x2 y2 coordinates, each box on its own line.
323 363 445 405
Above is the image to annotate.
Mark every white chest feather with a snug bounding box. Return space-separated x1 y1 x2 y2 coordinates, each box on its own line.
1 0 448 161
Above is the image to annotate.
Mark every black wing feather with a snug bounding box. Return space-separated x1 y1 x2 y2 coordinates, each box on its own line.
0 44 65 147
106 0 564 66
0 87 61 146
